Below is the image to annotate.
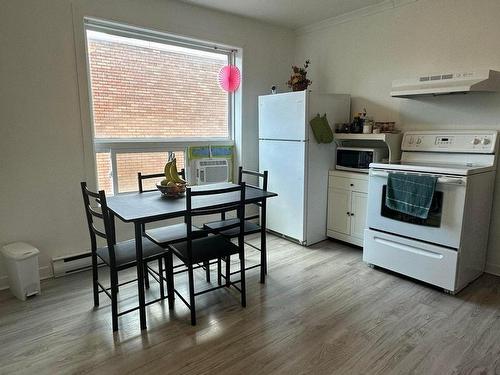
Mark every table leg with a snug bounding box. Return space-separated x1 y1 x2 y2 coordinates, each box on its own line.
135 222 147 330
260 201 267 284
225 255 231 287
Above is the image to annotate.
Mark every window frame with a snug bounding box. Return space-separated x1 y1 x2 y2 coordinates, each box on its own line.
83 18 237 194
95 139 231 195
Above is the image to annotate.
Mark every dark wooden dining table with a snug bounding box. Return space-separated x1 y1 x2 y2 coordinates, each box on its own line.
106 182 277 330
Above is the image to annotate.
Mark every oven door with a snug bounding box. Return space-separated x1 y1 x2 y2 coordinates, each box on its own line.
366 169 466 249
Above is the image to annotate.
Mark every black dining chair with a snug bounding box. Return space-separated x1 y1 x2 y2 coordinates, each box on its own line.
80 182 173 332
203 167 269 283
138 169 183 288
145 183 247 325
137 169 212 284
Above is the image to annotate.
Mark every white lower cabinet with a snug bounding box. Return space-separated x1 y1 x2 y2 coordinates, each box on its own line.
327 171 368 246
350 191 368 240
327 187 351 235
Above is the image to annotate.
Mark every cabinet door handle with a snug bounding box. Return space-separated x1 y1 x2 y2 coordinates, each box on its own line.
346 212 350 216
350 183 354 187
351 213 355 216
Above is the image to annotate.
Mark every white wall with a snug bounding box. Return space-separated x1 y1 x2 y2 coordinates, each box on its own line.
0 0 294 285
295 0 500 274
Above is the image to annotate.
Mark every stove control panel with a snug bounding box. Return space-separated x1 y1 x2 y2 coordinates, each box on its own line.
402 131 498 153
435 136 453 145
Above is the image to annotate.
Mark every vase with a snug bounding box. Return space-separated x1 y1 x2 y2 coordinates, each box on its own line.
292 82 309 91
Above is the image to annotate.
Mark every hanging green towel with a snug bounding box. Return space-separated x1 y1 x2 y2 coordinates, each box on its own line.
309 114 333 144
386 173 437 219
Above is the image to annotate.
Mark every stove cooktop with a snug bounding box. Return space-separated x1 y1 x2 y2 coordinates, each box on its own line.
369 161 496 176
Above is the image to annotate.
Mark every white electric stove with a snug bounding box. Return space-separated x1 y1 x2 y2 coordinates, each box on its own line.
364 130 498 294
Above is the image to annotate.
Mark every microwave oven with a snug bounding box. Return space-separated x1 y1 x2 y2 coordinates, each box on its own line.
336 147 388 172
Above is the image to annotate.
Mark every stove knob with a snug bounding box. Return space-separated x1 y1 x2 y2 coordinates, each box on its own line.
471 138 480 145
482 138 491 145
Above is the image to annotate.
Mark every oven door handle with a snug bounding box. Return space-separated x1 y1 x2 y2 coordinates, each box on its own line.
437 176 466 185
370 170 467 185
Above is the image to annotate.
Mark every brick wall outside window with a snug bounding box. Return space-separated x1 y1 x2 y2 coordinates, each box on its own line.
87 33 228 192
117 152 185 193
95 152 113 193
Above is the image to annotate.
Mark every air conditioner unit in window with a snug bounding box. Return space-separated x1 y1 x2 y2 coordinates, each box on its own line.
195 158 229 185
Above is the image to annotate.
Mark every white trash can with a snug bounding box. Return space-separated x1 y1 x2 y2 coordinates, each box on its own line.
1 242 41 301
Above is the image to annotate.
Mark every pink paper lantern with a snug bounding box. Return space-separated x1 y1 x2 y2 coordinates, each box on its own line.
218 65 241 92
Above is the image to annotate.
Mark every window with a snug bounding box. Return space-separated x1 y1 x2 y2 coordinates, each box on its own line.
84 20 234 194
116 151 185 193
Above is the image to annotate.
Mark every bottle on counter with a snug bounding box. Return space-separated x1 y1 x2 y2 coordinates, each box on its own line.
350 109 368 133
350 115 363 133
363 119 374 134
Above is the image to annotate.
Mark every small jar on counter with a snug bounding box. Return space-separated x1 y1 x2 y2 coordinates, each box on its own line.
363 120 374 134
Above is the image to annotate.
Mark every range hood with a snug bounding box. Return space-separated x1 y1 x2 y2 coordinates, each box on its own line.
391 69 500 98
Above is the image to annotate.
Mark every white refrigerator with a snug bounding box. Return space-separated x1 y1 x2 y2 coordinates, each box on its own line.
259 91 350 245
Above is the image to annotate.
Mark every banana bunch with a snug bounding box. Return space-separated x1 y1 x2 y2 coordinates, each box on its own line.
160 158 187 187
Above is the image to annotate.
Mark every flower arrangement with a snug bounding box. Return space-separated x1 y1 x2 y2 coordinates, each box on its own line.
287 60 312 91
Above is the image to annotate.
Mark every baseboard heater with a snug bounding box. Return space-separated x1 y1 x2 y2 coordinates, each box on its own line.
52 251 102 278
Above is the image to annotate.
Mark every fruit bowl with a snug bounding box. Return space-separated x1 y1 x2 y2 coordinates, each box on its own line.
156 183 187 198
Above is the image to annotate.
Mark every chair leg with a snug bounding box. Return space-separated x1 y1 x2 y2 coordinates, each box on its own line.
260 229 267 283
204 261 211 282
144 262 150 289
217 258 222 286
158 258 165 300
187 265 196 325
114 273 119 295
91 252 99 307
166 252 175 309
110 269 119 332
239 252 246 308
225 255 230 287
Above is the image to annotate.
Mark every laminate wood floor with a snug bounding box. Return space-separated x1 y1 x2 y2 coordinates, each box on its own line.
1 235 500 375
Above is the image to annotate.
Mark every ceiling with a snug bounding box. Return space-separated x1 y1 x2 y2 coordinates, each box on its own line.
179 0 388 29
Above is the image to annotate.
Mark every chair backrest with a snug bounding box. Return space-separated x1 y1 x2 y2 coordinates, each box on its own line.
80 182 116 266
138 169 186 193
238 167 268 216
238 167 268 191
185 183 246 261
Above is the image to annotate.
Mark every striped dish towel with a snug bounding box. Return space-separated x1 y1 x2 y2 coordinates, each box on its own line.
385 173 437 219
